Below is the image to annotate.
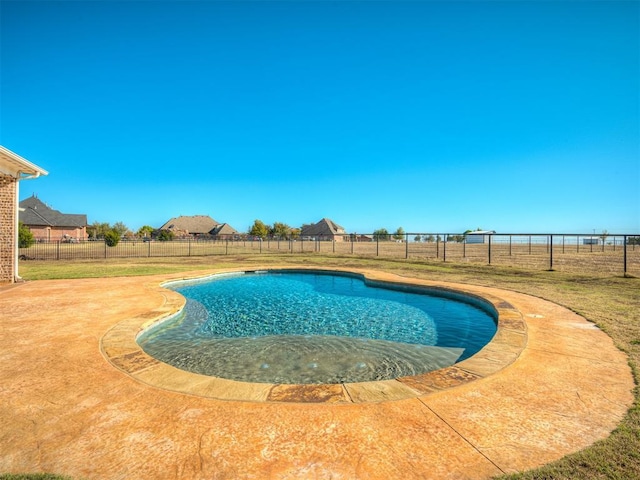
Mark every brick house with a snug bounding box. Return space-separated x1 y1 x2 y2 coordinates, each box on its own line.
300 218 348 241
158 215 220 237
0 145 48 283
209 223 239 239
158 215 238 239
19 195 88 242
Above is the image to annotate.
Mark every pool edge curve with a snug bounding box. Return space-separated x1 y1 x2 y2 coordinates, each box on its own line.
100 266 527 404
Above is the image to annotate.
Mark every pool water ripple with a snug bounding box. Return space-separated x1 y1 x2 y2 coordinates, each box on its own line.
138 272 496 384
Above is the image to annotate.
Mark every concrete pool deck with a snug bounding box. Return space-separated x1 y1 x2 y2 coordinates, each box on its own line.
0 267 634 479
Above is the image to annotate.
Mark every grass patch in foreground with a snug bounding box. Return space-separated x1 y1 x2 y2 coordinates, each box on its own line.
14 255 640 480
17 257 225 280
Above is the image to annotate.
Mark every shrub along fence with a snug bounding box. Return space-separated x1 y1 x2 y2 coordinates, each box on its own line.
19 233 640 276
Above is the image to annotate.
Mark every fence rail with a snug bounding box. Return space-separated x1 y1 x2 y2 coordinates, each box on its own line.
19 233 640 276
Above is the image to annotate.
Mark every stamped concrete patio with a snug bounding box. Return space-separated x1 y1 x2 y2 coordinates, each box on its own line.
0 267 634 479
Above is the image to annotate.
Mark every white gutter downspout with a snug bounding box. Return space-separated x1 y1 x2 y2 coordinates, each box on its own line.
14 171 41 282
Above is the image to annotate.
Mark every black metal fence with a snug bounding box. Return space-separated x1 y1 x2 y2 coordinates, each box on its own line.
19 233 640 276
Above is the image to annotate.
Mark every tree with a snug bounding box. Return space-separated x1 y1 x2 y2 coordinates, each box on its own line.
249 219 269 239
414 235 422 242
157 230 175 242
137 225 154 238
373 228 390 241
112 222 129 237
393 227 405 241
104 229 120 247
18 222 35 248
271 222 291 239
424 235 435 243
88 221 110 239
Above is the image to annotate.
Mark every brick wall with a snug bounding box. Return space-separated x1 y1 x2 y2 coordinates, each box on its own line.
0 174 17 283
28 226 87 242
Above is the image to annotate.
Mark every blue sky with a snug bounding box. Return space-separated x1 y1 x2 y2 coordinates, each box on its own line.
2 0 638 234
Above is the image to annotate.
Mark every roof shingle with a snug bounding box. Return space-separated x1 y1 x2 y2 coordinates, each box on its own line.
159 215 220 234
300 218 346 237
19 196 87 228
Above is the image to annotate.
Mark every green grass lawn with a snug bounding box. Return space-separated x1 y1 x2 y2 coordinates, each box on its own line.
12 255 640 480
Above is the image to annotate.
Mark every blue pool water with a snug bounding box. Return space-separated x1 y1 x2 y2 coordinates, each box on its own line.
138 271 497 384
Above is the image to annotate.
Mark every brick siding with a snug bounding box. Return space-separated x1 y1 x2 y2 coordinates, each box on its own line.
0 174 17 283
28 226 87 242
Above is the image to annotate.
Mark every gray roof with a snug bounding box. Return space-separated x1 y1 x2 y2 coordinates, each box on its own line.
19 196 87 228
159 215 221 234
210 223 238 235
300 218 346 237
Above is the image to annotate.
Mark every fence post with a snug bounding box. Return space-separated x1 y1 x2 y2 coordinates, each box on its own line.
509 235 512 256
148 239 151 257
104 240 107 259
436 236 439 258
405 233 409 259
376 236 379 256
488 234 492 264
549 234 554 271
226 239 229 255
546 235 549 254
188 238 191 257
57 241 60 261
624 235 628 276
443 236 446 262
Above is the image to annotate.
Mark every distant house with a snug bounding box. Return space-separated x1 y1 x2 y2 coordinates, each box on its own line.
583 237 600 245
300 218 348 241
209 223 239 239
352 234 373 242
158 215 238 239
0 145 48 283
159 215 219 237
465 230 496 244
19 195 87 242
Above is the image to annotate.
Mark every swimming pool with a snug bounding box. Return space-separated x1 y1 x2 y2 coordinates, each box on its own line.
138 270 497 384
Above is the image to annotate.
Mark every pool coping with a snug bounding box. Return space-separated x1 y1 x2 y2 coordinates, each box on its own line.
2 267 635 478
100 266 527 404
